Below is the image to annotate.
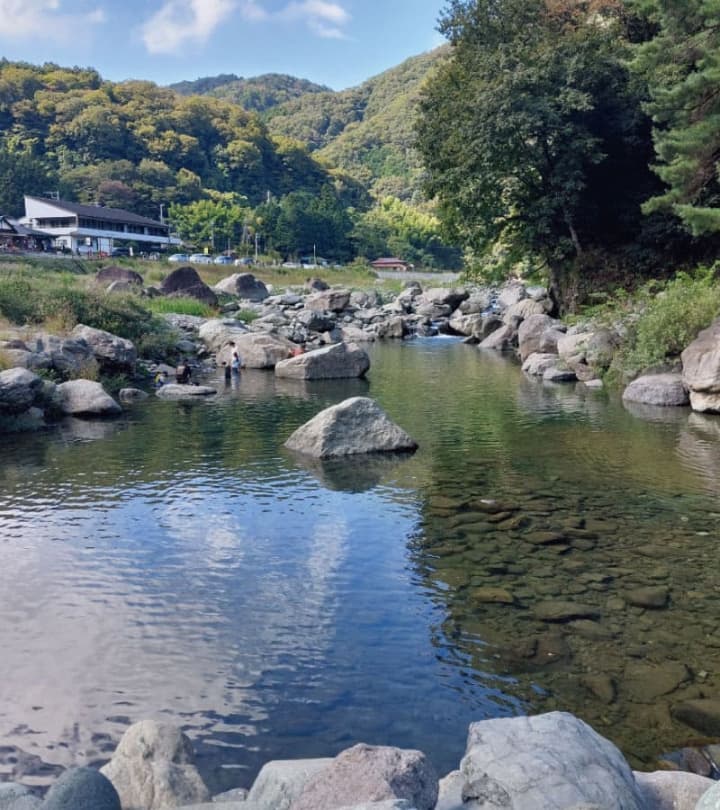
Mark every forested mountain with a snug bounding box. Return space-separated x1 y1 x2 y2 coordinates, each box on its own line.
179 48 450 202
0 57 460 266
170 73 330 113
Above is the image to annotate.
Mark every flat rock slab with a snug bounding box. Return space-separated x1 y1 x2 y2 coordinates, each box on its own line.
285 397 418 459
460 712 645 810
533 601 601 622
624 587 669 609
672 699 720 736
156 384 216 399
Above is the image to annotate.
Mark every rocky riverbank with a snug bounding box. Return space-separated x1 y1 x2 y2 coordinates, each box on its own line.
3 266 720 433
2 712 719 809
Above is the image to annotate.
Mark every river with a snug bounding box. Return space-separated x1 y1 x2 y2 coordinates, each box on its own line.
0 339 718 793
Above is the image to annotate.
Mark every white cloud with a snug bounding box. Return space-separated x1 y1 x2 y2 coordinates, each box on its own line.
240 0 351 40
0 0 105 41
141 0 236 55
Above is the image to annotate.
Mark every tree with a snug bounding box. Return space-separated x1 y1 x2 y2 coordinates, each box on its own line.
0 147 55 216
169 199 249 250
415 0 656 304
632 0 720 234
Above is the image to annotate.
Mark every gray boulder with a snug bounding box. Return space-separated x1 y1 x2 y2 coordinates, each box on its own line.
275 342 369 380
217 333 294 369
459 291 492 315
306 277 330 292
290 743 438 810
161 266 218 306
306 289 351 313
247 759 333 810
156 384 216 400
497 283 526 309
297 309 336 333
71 325 137 372
0 368 44 415
0 783 41 810
517 314 561 361
285 396 418 459
682 318 720 392
634 770 713 810
503 298 549 324
522 353 560 377
42 767 120 810
459 712 644 809
95 265 144 286
198 320 249 353
479 324 516 351
53 380 121 416
100 720 209 810
214 273 269 302
448 313 484 337
30 332 95 376
417 288 468 311
376 317 408 339
435 771 464 810
118 388 149 402
622 374 689 407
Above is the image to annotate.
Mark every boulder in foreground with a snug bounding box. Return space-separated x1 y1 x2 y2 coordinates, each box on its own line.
285 397 418 459
622 373 689 407
53 380 121 417
100 720 209 810
42 767 120 810
459 711 644 809
275 342 370 380
290 743 438 810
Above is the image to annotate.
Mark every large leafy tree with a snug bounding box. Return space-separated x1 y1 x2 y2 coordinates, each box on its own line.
415 0 655 304
632 0 720 234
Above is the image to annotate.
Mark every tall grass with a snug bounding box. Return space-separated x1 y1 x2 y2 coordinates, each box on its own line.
143 296 217 318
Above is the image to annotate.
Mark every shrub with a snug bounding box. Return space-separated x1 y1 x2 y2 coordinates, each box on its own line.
236 308 259 324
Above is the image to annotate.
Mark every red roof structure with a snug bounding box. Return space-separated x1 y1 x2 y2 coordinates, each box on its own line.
370 257 412 270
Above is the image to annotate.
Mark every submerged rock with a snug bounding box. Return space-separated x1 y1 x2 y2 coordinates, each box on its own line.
285 396 418 459
156 384 216 399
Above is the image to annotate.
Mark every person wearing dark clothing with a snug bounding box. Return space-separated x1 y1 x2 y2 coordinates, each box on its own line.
176 362 191 384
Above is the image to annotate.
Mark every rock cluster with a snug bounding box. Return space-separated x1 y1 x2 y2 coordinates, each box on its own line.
6 712 720 809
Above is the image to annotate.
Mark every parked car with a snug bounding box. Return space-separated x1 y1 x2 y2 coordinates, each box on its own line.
168 253 189 263
214 255 234 265
234 257 253 266
188 253 213 264
110 246 131 257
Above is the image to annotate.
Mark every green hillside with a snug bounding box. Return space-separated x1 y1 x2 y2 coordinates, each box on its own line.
267 47 450 201
170 73 330 113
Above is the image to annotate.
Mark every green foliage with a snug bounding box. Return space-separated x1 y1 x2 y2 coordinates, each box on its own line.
236 308 260 324
415 0 664 303
169 197 250 250
621 269 720 372
144 296 216 318
631 0 720 235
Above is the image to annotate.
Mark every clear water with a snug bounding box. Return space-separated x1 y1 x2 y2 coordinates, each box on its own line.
1 339 719 792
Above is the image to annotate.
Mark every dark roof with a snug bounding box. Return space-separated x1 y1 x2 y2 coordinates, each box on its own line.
0 216 50 238
371 257 409 265
25 196 167 229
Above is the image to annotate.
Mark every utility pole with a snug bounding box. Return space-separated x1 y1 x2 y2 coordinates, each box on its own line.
255 232 259 262
159 203 165 225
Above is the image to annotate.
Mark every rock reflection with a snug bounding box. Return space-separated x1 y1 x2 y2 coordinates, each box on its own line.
288 452 416 493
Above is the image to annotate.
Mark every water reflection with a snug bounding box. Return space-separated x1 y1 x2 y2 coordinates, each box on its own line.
3 341 720 791
287 452 417 493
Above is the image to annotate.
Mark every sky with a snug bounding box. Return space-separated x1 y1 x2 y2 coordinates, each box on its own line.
0 0 447 90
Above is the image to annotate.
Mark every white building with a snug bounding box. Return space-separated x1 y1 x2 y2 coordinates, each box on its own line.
21 196 181 254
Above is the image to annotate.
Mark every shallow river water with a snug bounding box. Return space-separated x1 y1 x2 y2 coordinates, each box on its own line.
1 339 720 792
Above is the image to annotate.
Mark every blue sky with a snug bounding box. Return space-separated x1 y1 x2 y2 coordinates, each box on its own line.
0 0 447 90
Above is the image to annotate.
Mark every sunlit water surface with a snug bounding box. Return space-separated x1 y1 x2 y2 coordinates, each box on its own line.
1 340 720 792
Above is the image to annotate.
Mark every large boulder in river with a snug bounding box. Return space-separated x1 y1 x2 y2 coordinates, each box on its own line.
290 743 438 810
95 265 143 287
682 319 720 412
285 397 418 459
214 272 269 301
275 342 369 380
53 380 121 417
219 332 294 369
0 368 44 415
101 720 210 810
458 712 645 810
30 332 95 376
622 373 689 407
161 266 218 306
156 384 216 400
71 324 137 372
417 287 468 312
